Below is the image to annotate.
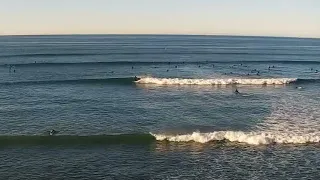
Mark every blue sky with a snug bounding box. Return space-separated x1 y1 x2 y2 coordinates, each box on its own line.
1 0 320 37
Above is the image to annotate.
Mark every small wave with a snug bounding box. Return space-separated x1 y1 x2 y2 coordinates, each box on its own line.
151 131 320 145
1 61 161 67
1 77 136 86
1 60 320 67
0 134 155 146
136 77 297 85
1 52 320 58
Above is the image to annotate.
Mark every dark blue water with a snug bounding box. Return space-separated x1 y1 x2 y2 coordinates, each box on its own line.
0 35 320 179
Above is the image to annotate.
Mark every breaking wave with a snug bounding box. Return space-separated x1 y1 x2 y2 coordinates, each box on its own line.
3 77 319 86
150 131 320 145
2 131 319 146
136 77 298 85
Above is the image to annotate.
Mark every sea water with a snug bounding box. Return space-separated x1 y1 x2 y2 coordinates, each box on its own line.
0 35 320 179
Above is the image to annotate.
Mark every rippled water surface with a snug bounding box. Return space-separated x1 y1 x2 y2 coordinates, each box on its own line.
0 35 320 179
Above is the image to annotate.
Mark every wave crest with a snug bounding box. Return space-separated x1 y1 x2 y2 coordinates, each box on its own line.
150 131 320 145
137 77 297 85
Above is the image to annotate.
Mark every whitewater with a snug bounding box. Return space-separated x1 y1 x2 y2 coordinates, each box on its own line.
136 77 297 85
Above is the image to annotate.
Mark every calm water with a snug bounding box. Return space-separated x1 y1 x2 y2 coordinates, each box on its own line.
0 35 320 179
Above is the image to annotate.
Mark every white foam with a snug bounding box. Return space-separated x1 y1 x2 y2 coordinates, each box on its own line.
150 131 320 145
136 77 297 85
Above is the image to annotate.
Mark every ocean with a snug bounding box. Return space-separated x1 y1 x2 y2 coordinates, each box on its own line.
0 35 319 179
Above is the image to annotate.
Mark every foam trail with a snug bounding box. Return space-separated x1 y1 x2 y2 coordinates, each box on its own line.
150 131 320 145
137 77 297 85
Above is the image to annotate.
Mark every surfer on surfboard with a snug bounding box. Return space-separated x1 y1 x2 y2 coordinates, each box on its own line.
134 76 141 81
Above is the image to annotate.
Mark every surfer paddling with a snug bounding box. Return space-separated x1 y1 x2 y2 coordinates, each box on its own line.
49 129 58 136
234 88 240 94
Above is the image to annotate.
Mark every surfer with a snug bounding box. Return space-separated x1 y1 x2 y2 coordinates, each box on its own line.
134 76 140 81
49 129 57 136
234 88 240 94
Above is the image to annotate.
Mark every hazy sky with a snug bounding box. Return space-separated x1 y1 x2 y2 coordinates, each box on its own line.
1 0 320 37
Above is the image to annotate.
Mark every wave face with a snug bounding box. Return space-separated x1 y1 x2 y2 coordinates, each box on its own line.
150 131 320 145
0 134 154 146
136 77 298 85
0 77 135 86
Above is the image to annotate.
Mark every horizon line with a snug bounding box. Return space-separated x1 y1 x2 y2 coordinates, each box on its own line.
0 33 319 40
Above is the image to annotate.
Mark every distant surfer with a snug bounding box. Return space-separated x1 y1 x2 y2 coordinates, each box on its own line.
49 129 57 136
134 76 140 81
234 88 240 94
